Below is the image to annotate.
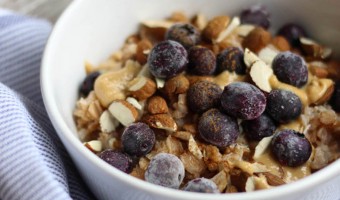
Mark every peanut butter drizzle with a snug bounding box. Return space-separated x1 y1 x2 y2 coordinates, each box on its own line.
213 71 246 89
255 150 311 183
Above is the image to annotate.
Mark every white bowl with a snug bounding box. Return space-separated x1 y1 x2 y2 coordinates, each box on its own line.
41 0 340 199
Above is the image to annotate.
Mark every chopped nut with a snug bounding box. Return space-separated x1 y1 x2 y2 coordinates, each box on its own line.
262 172 286 186
309 62 329 78
142 114 177 132
141 20 174 29
180 152 206 178
245 176 255 192
188 135 203 160
168 11 189 23
173 131 192 141
136 39 152 65
94 60 141 107
139 157 150 171
147 96 169 114
271 36 291 51
203 16 230 41
171 93 188 119
130 166 145 180
166 135 184 156
155 77 165 89
186 75 214 85
128 76 156 101
99 110 119 133
108 100 138 126
300 37 332 60
242 27 271 53
182 123 197 134
307 78 334 105
164 74 190 95
253 136 273 159
192 13 208 30
84 140 102 153
211 170 229 192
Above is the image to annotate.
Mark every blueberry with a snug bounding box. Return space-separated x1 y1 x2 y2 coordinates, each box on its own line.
198 108 239 148
187 46 216 75
166 23 200 49
241 114 276 141
272 51 308 88
220 82 266 120
271 129 312 167
80 71 100 96
277 23 307 47
330 81 340 112
187 81 222 113
121 122 156 157
216 47 247 75
148 40 188 79
183 178 219 193
145 153 185 189
266 89 302 123
98 150 133 173
240 5 270 29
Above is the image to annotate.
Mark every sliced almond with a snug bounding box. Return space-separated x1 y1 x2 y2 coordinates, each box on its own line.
141 20 174 29
173 131 192 141
253 136 273 160
211 170 229 192
126 97 143 110
99 110 119 133
309 61 329 78
249 60 273 92
155 77 165 88
244 48 261 67
84 140 102 153
128 76 156 100
142 114 177 132
94 60 141 107
108 100 138 126
245 176 255 192
215 17 241 43
300 37 332 60
258 45 279 65
235 24 255 37
188 135 203 160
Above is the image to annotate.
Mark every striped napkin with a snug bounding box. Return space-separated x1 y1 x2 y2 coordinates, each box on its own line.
0 10 93 200
0 10 339 200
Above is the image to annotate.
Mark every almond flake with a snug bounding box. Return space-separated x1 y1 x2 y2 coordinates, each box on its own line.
141 20 174 29
253 136 273 159
215 17 241 43
108 100 138 126
126 97 143 110
188 135 203 160
258 45 279 65
249 60 273 92
235 24 255 37
155 77 165 88
84 140 102 153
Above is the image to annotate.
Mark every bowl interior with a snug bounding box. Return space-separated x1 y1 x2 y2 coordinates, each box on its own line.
41 0 340 199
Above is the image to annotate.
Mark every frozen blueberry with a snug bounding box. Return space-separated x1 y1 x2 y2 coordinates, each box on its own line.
220 82 266 120
121 122 156 157
187 46 216 75
277 23 307 47
240 5 270 29
187 81 222 113
80 71 100 96
183 178 219 193
330 81 340 112
166 23 200 49
216 47 247 75
271 129 312 167
266 89 302 123
148 40 188 79
198 108 239 148
145 153 185 189
98 150 133 173
241 114 276 141
272 51 308 88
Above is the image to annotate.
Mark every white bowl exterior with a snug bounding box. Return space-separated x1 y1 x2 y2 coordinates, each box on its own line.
41 0 340 199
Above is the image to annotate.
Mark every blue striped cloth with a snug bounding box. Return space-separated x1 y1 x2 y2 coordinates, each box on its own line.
0 10 94 200
0 10 339 200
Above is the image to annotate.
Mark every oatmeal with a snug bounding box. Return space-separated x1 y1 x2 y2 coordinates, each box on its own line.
73 4 340 193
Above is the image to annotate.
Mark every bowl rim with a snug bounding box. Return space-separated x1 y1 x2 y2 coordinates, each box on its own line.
41 0 340 199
